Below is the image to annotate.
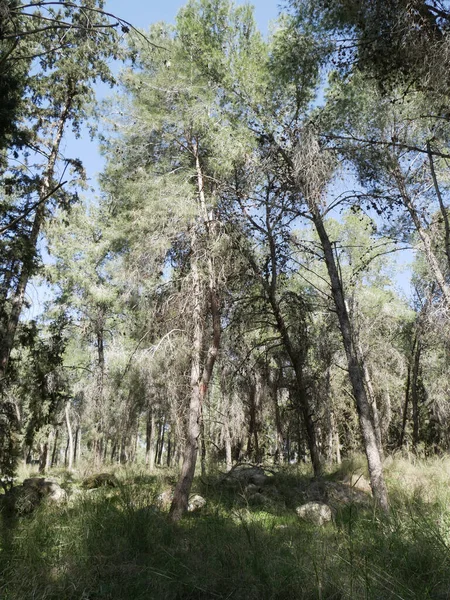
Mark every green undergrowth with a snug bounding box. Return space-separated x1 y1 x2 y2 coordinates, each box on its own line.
1 457 450 599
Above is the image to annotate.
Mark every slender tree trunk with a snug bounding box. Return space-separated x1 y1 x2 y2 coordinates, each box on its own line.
73 426 79 465
45 430 53 471
245 207 322 474
310 201 389 511
400 340 415 449
246 382 257 461
361 355 384 460
146 405 156 470
65 402 74 471
271 375 284 464
170 146 221 521
51 428 59 467
411 340 422 451
224 424 232 472
95 321 105 468
156 415 166 465
200 410 207 476
427 141 450 271
393 164 450 310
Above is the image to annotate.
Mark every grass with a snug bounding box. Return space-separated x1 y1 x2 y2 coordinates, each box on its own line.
1 457 450 599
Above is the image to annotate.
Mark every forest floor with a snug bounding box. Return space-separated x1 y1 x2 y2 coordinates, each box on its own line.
1 455 450 600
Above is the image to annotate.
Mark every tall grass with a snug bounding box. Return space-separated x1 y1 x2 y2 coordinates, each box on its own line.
1 458 450 599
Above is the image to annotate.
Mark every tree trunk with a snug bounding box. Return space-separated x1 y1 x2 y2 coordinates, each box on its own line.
146 405 156 470
427 141 450 271
73 426 79 465
65 402 74 471
270 374 284 464
411 339 422 451
51 428 59 468
170 145 221 521
200 410 207 477
310 202 389 511
393 164 450 310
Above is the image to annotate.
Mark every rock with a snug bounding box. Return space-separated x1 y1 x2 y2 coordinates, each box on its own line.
156 489 173 510
344 474 372 495
6 486 41 515
227 465 270 486
23 478 67 504
82 473 118 490
327 482 371 508
296 502 333 526
2 478 67 515
188 494 206 512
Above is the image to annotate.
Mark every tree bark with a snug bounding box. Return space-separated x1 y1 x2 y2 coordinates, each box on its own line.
170 144 221 521
145 405 156 470
65 402 73 471
310 200 389 511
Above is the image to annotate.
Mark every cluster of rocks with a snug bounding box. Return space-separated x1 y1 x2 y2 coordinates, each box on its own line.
0 465 372 525
221 464 373 526
1 477 67 515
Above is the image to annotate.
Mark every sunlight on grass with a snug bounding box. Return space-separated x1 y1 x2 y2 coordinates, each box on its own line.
1 459 450 599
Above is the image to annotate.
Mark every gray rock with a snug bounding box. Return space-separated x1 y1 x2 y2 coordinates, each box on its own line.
296 501 333 526
228 465 270 486
188 494 206 512
156 489 173 510
23 478 67 504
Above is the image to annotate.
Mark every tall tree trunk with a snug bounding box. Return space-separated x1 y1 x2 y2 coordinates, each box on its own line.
200 410 207 477
95 320 105 468
411 339 422 451
427 141 450 271
361 353 384 460
310 201 389 511
224 423 232 472
270 371 284 464
65 402 73 472
146 405 156 470
51 428 59 467
157 415 166 465
73 426 79 465
170 145 221 521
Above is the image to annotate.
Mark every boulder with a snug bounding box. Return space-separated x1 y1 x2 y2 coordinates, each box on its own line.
296 502 333 526
188 494 206 512
5 485 41 515
82 473 118 490
2 478 67 515
156 489 173 510
227 465 270 486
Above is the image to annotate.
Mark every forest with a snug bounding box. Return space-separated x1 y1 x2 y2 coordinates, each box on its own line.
2 0 450 598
